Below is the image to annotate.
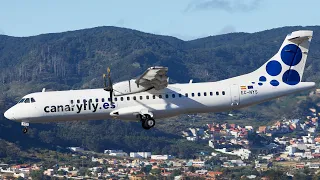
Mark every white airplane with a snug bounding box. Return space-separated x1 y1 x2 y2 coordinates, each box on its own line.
4 30 316 133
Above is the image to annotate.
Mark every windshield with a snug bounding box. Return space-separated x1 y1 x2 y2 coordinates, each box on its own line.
18 98 25 103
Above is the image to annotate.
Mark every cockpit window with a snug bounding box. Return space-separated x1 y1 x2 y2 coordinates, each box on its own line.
18 98 25 103
31 98 36 103
24 98 31 103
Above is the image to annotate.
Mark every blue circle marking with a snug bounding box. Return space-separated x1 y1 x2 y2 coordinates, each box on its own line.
266 60 282 76
258 82 263 86
270 80 279 86
282 69 300 85
259 76 267 82
281 44 302 66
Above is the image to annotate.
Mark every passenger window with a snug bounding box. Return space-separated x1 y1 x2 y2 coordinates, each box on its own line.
179 94 182 98
192 93 195 97
204 92 207 96
96 98 99 102
210 92 213 96
70 100 74 104
159 95 162 99
121 97 124 101
222 91 226 95
140 96 143 100
102 98 105 102
198 93 201 96
146 96 149 100
185 93 188 97
77 100 80 103
31 98 36 103
216 92 219 95
24 98 30 103
127 97 130 101
172 94 175 98
153 95 156 99
133 96 136 100
165 94 169 98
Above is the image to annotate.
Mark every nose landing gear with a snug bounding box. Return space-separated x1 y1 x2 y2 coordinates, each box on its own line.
21 122 29 134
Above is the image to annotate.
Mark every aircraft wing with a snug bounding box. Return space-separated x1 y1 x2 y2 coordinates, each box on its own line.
135 66 168 90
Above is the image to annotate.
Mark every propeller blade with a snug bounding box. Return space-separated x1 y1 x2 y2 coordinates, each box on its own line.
110 90 113 104
103 74 107 88
103 67 114 103
107 67 112 88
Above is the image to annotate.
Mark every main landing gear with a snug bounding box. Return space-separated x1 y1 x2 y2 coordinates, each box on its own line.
21 122 29 134
140 114 155 130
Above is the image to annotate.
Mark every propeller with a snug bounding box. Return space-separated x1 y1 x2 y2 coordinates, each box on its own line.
103 67 113 103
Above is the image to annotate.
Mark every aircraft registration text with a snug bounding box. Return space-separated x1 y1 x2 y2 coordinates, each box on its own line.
241 90 258 95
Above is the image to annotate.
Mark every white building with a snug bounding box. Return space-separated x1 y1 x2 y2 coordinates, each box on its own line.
209 140 215 148
44 169 54 176
151 155 174 160
109 152 128 157
68 147 84 152
215 148 251 160
130 152 151 159
187 136 198 141
236 149 251 160
104 149 128 157
286 146 296 155
192 161 205 167
104 150 123 154
189 128 197 136
308 163 320 169
195 169 207 174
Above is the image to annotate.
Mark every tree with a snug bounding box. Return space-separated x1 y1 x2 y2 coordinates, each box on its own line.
57 170 66 176
17 177 24 180
263 169 287 180
30 170 50 180
188 166 196 173
293 172 308 180
78 168 87 176
150 168 161 176
171 169 181 177
313 172 320 180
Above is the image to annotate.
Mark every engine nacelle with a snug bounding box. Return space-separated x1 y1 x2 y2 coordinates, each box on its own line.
113 79 152 96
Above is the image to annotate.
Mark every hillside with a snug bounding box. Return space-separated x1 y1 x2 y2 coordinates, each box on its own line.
0 26 320 156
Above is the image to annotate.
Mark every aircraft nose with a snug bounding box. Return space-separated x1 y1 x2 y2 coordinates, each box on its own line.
4 109 14 120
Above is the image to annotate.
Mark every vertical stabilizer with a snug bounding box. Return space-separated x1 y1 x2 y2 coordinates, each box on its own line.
251 30 313 86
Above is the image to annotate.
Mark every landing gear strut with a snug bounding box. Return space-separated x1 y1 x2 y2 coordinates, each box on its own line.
21 122 29 134
140 114 155 130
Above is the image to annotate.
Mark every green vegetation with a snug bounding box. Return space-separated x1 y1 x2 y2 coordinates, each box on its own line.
0 26 320 158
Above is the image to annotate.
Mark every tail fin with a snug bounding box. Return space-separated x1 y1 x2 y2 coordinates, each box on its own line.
252 30 313 86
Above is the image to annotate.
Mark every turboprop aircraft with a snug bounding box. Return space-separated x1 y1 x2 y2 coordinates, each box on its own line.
4 30 316 133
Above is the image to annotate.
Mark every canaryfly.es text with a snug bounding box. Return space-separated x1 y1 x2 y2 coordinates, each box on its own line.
44 102 116 114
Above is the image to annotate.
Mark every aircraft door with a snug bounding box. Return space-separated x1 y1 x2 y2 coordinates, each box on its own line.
230 84 240 106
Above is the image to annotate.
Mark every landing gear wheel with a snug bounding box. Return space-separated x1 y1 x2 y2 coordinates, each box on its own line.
22 127 28 134
141 118 155 130
142 121 150 130
145 118 155 128
21 122 29 134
